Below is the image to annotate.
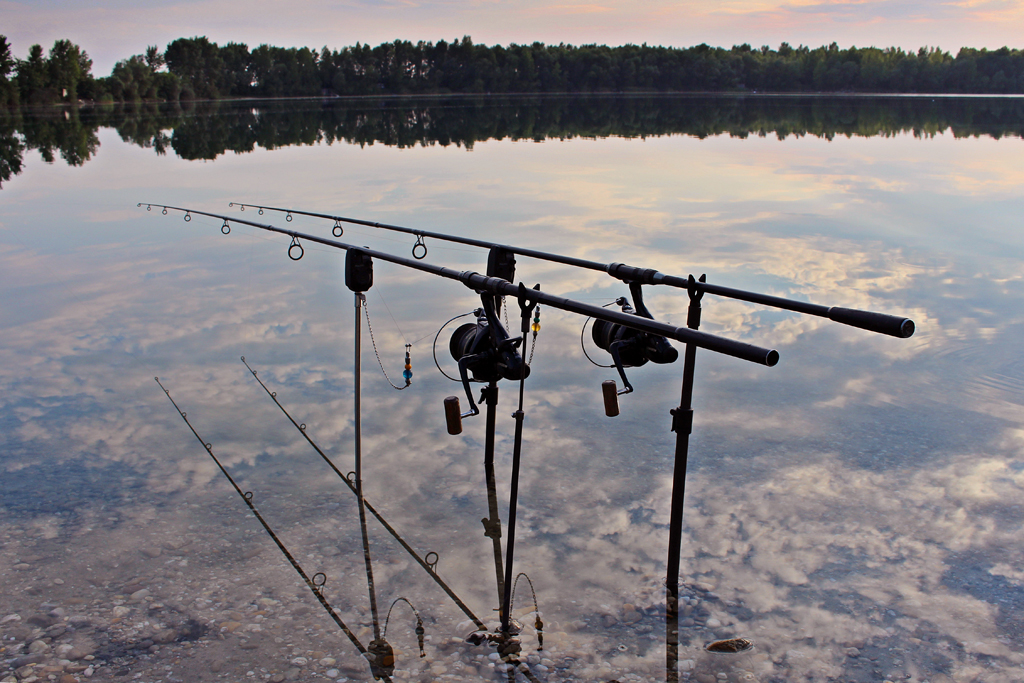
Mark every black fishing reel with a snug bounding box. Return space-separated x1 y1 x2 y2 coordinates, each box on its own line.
444 291 530 435
592 282 678 416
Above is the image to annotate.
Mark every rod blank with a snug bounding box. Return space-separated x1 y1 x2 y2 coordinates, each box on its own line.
228 202 915 339
145 205 780 367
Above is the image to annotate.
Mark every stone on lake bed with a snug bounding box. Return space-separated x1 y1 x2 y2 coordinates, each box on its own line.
621 609 642 624
152 628 177 644
68 646 95 660
10 655 45 668
28 640 50 654
129 589 150 602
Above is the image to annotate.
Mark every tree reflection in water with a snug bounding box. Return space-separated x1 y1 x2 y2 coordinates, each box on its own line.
3 94 1024 188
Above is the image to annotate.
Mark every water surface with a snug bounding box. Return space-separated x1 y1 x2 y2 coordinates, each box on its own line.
1 95 1023 683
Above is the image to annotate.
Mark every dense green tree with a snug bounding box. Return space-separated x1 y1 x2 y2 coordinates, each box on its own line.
16 44 50 103
165 37 224 99
0 36 17 106
47 39 91 102
6 36 1024 109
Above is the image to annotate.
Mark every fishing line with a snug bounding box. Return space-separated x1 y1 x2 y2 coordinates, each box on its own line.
153 377 383 677
373 285 409 345
432 311 477 382
382 597 426 658
581 299 628 368
510 572 544 651
239 356 486 630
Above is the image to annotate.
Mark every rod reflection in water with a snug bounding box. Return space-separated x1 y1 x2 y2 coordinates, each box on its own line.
239 356 485 630
152 378 388 681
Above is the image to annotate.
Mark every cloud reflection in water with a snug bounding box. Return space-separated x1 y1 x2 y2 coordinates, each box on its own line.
1 103 1023 682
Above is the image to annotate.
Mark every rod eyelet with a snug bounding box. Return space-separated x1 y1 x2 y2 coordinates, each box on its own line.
424 551 439 572
412 236 427 260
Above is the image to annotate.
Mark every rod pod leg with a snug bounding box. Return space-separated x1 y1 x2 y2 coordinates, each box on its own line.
481 382 506 609
665 275 704 683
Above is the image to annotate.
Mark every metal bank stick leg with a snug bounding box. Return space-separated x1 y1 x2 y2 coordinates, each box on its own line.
666 275 704 683
481 382 506 609
355 293 382 642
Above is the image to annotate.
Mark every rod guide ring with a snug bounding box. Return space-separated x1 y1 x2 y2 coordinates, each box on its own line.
288 237 304 260
424 551 439 571
412 236 427 260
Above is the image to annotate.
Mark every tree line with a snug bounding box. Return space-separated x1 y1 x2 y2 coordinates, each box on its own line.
5 94 1024 187
4 34 1024 107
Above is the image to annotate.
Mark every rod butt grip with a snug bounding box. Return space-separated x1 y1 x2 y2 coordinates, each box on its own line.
444 396 463 435
602 380 620 417
827 307 915 338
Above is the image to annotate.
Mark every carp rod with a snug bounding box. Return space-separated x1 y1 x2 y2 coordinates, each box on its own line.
228 202 915 340
140 203 780 367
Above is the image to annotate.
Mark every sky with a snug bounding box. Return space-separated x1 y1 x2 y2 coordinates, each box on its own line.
2 0 1023 76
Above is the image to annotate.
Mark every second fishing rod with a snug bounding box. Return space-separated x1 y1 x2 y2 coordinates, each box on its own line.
228 201 915 339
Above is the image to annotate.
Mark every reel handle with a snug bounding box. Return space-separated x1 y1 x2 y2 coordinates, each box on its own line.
602 380 620 417
601 379 634 417
444 396 479 435
444 396 464 435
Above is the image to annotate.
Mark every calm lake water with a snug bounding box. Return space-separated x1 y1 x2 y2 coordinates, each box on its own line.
2 95 1024 683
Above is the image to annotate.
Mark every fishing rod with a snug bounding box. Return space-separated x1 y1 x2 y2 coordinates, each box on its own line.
239 356 486 631
152 202 924 682
143 201 777 681
227 202 916 339
139 203 779 367
154 378 390 682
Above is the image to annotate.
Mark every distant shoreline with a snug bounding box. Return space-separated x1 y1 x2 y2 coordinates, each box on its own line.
9 90 1024 113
